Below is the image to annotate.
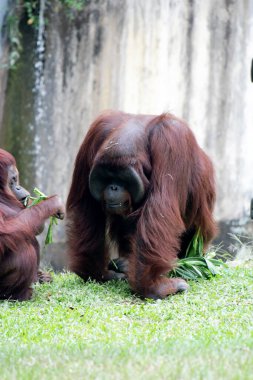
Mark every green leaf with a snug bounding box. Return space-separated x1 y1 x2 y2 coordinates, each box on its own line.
45 217 54 245
185 229 204 258
172 267 198 280
190 264 205 278
168 229 226 281
33 187 47 198
110 260 119 271
25 188 58 246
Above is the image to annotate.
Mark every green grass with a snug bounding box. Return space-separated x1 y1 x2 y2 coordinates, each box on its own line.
1 267 253 380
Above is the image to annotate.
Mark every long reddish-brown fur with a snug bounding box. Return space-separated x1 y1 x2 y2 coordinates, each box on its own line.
67 111 217 298
0 149 62 300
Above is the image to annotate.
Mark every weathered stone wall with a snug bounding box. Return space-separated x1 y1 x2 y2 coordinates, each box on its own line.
1 0 253 267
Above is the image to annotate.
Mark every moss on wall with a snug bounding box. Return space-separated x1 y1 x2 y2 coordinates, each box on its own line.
0 16 37 189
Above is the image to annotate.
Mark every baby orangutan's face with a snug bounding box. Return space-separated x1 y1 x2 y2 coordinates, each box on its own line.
7 165 30 203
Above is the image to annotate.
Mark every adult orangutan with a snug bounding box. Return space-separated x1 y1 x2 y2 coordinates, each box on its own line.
67 111 217 299
0 149 65 301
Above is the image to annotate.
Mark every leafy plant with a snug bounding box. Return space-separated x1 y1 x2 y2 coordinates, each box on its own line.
59 0 86 11
169 230 226 280
5 12 22 68
58 0 86 20
24 187 58 245
3 0 39 69
23 0 39 27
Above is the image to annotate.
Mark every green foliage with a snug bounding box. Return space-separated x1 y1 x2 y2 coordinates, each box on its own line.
59 0 86 11
24 186 47 207
4 0 39 69
5 10 22 68
170 255 226 280
59 0 86 20
5 0 86 69
23 0 39 27
169 229 226 280
45 216 58 245
24 187 58 245
185 228 204 257
0 268 253 379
